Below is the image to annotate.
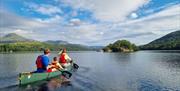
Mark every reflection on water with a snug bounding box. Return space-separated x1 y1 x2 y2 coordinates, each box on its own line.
128 78 180 91
34 77 71 91
0 51 180 91
138 79 178 91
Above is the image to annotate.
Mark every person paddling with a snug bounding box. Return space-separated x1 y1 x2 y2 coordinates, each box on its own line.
59 48 72 68
35 49 50 73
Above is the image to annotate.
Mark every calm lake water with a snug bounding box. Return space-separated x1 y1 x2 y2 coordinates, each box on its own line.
0 51 180 91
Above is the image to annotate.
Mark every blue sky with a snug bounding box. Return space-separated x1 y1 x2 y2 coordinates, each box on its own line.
0 0 180 45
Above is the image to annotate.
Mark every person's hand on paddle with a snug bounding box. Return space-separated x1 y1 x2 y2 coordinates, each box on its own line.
70 60 73 63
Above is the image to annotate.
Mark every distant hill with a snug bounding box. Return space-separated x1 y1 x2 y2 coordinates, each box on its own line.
140 30 180 50
0 33 96 52
88 46 104 51
44 41 104 51
0 33 33 43
45 40 69 45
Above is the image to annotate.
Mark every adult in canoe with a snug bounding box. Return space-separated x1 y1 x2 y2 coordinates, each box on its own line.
59 48 72 68
35 49 51 73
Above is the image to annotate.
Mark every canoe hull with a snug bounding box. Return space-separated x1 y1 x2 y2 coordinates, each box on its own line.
19 65 73 85
19 71 63 85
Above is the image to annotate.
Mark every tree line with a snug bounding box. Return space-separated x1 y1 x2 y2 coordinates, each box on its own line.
0 42 91 52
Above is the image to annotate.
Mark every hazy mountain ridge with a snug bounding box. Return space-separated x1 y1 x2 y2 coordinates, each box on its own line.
0 33 100 52
0 33 33 43
140 30 180 50
44 40 69 45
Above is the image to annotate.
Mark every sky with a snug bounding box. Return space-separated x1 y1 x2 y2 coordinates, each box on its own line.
0 0 180 46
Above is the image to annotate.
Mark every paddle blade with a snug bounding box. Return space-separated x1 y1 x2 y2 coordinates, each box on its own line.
73 63 79 70
62 71 72 79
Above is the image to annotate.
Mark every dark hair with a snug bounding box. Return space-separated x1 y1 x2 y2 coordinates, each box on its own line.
53 57 57 61
62 48 66 53
44 49 50 54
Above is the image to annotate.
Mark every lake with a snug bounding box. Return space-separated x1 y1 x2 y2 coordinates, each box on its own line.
0 51 180 91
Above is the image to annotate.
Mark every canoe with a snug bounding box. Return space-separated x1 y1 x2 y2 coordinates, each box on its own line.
19 65 73 85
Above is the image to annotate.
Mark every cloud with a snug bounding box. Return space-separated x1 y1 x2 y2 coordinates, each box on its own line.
62 0 150 22
71 4 179 45
69 18 83 26
97 4 180 45
130 13 138 19
1 1 179 46
0 9 46 28
0 9 61 40
26 3 62 16
14 29 33 34
35 15 63 24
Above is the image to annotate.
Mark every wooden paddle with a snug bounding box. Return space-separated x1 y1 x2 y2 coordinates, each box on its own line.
46 66 72 80
55 66 72 79
70 60 79 70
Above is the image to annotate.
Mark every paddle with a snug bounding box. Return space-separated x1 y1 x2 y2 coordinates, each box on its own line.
61 70 72 79
69 59 79 69
56 60 79 79
56 61 78 79
73 63 79 70
46 64 72 80
57 68 72 79
46 69 72 80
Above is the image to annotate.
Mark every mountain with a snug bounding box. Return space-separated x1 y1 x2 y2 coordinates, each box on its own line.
88 46 104 51
45 40 69 45
44 41 105 50
0 33 95 52
0 33 33 43
140 30 180 50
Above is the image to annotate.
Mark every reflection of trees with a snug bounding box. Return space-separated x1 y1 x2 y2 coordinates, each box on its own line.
164 56 180 69
154 52 180 69
35 77 70 91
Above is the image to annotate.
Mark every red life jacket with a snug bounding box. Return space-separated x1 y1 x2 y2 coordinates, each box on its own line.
59 53 66 64
36 55 43 69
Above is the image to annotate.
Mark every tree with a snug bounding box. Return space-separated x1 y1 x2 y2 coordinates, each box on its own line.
103 40 138 52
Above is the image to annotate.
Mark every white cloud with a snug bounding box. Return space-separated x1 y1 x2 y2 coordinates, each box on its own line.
0 9 61 40
0 9 46 30
69 18 83 26
62 0 150 22
97 4 180 45
1 2 179 46
131 13 138 18
26 3 62 16
67 4 179 45
14 29 32 34
35 15 63 24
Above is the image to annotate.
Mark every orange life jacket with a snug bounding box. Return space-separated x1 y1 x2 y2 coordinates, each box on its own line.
59 53 66 64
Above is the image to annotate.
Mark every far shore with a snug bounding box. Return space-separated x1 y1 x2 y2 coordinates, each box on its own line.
1 50 180 54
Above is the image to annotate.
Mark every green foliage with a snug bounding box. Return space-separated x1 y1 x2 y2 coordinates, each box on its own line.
103 40 138 52
0 33 95 52
0 42 91 52
0 42 45 52
140 30 180 50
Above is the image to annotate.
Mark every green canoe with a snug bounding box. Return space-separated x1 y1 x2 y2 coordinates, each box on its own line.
19 66 73 85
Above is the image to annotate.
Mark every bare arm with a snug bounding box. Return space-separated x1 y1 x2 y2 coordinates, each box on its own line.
65 53 72 62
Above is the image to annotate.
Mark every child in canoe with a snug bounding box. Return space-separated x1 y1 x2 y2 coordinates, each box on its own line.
47 57 64 72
